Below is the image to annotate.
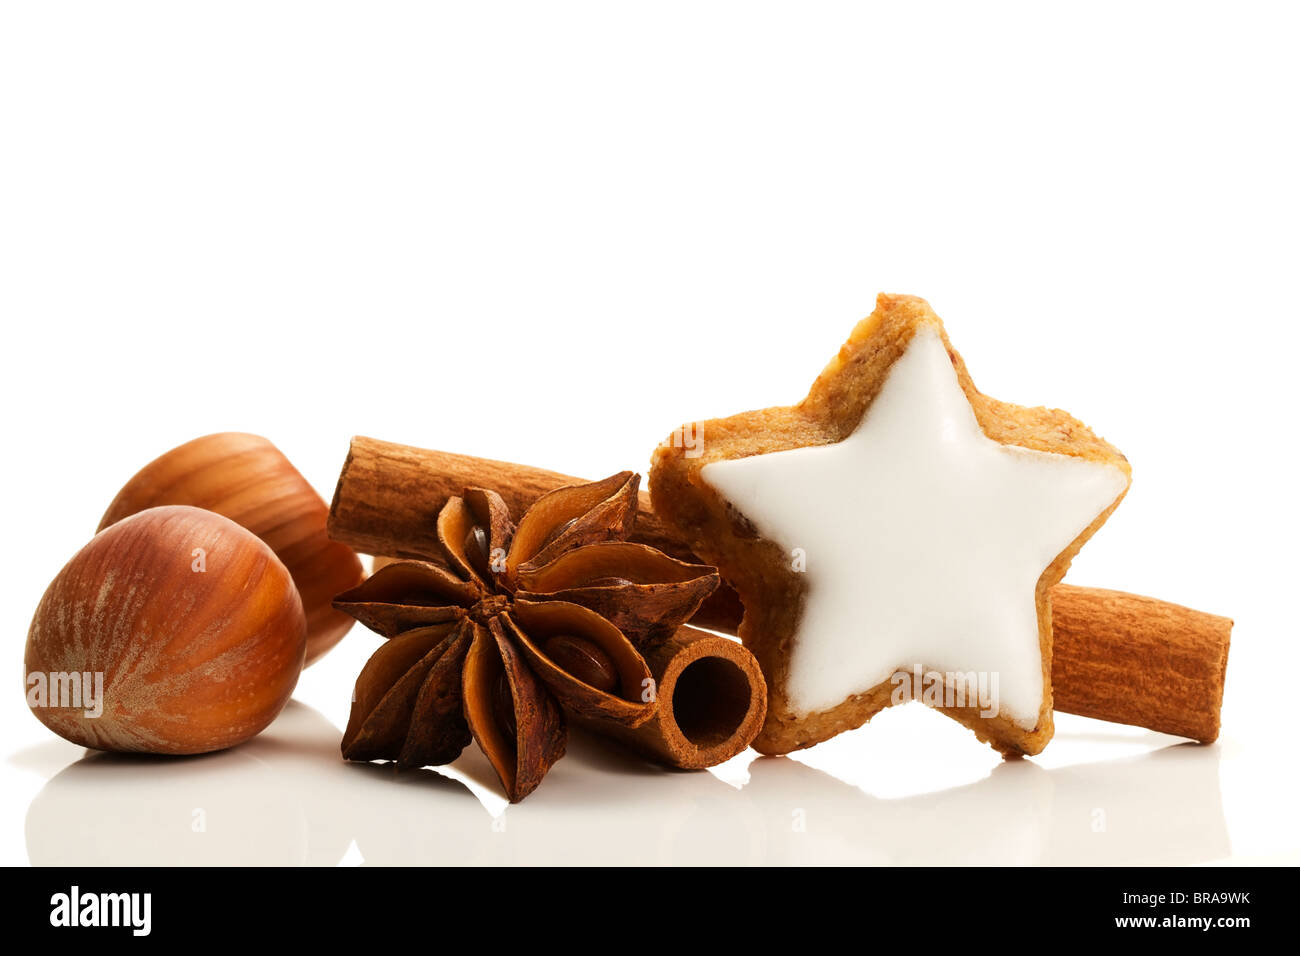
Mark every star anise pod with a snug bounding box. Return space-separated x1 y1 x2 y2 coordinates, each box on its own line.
332 472 719 801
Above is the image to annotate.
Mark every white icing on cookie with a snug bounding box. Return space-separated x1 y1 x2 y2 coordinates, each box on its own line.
701 327 1128 729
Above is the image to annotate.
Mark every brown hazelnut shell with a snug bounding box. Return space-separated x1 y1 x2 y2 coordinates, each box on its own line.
98 432 364 666
26 505 307 754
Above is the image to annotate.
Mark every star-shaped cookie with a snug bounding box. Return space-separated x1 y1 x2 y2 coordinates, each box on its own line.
651 294 1130 756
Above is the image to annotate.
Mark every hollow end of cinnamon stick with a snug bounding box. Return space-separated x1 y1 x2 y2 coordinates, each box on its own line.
571 626 767 770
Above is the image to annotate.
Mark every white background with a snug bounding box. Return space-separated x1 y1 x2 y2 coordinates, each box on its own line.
2 1 1296 865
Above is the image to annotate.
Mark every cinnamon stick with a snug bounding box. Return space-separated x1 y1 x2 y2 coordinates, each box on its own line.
331 437 744 627
570 625 767 769
330 437 1231 743
1051 587 1229 743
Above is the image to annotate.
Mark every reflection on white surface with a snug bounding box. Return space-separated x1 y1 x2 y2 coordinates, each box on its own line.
21 701 1227 866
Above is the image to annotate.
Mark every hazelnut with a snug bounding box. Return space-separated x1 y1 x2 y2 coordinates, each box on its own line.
98 432 364 666
26 506 306 754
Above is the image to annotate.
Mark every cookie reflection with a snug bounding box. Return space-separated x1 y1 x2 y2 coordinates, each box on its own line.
739 742 1227 865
